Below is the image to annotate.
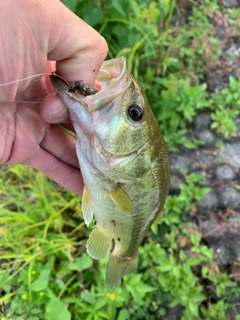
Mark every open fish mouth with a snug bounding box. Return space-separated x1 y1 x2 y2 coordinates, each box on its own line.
50 57 151 174
50 57 131 112
50 57 128 92
50 72 70 91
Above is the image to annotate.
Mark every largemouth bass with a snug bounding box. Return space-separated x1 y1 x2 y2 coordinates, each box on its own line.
50 57 169 288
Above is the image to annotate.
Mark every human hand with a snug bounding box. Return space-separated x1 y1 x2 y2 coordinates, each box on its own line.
0 0 108 195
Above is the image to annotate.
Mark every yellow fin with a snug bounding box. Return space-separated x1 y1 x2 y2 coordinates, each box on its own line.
82 185 93 226
107 186 132 214
106 254 138 289
86 227 112 260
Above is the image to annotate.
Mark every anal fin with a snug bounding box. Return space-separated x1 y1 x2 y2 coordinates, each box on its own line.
86 227 112 260
82 185 93 226
106 254 138 289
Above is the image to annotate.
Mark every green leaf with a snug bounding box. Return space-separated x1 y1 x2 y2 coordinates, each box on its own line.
201 266 208 276
69 253 92 271
201 246 213 259
151 222 158 235
129 0 140 15
158 263 173 272
60 0 78 12
83 7 103 27
81 290 96 305
188 300 199 317
56 279 65 290
111 0 127 17
31 269 50 292
179 250 187 262
46 298 71 320
118 308 129 320
112 25 128 38
183 139 197 149
94 295 108 310
192 292 205 302
170 298 180 307
30 308 40 315
126 274 142 285
136 283 156 294
56 261 70 278
191 233 200 246
172 265 180 279
97 310 112 319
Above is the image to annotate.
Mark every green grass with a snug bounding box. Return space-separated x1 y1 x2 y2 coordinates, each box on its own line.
1 0 240 319
0 166 239 319
66 0 240 152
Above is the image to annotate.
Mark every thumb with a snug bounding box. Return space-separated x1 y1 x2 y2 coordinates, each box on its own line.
39 0 108 123
37 0 108 86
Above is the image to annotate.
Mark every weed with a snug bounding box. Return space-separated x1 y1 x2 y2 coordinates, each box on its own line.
64 0 240 151
1 165 239 319
1 0 240 319
210 77 240 139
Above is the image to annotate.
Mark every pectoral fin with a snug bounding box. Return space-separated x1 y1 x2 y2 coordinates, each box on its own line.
107 186 132 215
82 185 94 226
86 227 112 260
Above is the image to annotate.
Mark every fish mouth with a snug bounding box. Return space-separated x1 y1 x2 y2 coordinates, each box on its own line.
50 57 128 92
50 57 131 112
50 73 70 91
50 59 150 181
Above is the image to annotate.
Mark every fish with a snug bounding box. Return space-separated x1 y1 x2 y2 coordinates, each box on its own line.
50 57 170 289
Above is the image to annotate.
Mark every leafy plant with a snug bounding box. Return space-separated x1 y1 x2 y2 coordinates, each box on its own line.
155 76 208 151
1 0 240 319
1 163 239 319
210 77 240 138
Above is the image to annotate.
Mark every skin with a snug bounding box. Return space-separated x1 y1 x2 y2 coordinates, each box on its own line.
0 0 108 195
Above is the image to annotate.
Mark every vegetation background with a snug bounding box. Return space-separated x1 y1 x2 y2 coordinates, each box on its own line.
0 0 240 319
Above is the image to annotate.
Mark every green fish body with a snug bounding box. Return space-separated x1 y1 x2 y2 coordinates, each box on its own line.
50 57 169 288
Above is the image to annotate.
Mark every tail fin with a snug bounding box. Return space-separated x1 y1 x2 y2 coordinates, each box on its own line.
106 254 138 289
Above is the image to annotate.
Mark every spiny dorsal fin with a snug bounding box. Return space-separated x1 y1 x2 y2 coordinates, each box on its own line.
82 185 94 226
86 227 112 260
107 185 133 215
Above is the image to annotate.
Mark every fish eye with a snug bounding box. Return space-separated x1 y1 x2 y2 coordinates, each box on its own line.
128 104 143 121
